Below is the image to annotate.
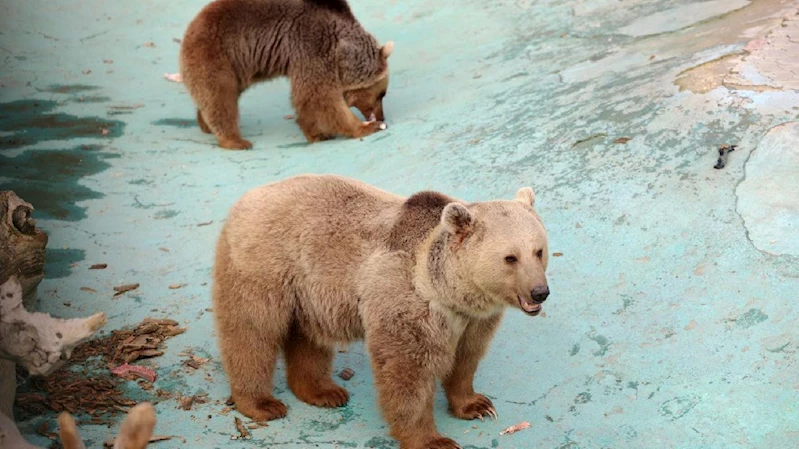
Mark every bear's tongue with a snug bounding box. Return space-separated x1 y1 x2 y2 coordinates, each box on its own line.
518 296 542 314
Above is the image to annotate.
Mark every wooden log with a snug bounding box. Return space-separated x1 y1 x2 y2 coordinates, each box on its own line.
0 191 48 299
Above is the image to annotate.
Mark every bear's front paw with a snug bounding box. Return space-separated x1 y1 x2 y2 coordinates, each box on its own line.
449 394 497 421
233 395 287 421
357 120 387 138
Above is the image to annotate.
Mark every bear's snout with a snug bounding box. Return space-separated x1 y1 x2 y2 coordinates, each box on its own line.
530 285 549 304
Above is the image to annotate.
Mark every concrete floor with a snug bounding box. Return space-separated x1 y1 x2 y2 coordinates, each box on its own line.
2 0 799 447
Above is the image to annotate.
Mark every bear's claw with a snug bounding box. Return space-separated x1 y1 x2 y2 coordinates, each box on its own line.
451 394 498 421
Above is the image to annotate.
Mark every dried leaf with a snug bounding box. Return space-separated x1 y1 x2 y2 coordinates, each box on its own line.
113 283 140 296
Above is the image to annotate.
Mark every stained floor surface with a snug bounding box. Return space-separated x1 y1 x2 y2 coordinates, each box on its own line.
2 0 799 448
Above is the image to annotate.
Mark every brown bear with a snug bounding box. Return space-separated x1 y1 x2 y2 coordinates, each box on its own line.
179 0 393 150
212 174 550 449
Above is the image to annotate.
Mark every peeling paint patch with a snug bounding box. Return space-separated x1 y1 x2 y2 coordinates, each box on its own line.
153 209 179 220
736 122 799 256
588 333 612 357
727 308 769 329
659 395 699 420
674 53 743 93
618 0 752 37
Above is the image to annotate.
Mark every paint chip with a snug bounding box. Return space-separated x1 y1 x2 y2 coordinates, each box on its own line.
499 421 530 435
163 73 183 83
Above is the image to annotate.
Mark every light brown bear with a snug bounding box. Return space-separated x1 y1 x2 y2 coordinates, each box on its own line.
212 174 550 449
179 0 393 150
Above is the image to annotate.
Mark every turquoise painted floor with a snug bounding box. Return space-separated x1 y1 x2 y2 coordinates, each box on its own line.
3 0 799 448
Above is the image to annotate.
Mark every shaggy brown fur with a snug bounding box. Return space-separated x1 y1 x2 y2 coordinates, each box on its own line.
212 174 549 449
180 0 393 150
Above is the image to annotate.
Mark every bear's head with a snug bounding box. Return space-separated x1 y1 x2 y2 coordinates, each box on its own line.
338 38 393 122
431 187 549 318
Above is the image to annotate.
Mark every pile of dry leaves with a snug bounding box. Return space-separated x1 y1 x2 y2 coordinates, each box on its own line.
15 318 186 423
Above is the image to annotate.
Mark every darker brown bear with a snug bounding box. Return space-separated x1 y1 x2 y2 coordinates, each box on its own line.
180 0 394 150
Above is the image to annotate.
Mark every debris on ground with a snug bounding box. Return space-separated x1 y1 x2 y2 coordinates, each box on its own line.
104 435 172 447
80 287 97 293
234 417 251 439
143 42 156 48
284 114 295 120
90 263 108 269
178 393 208 411
14 318 186 423
197 220 213 227
183 354 210 370
338 368 355 381
613 136 632 144
111 364 157 383
552 252 564 257
163 73 183 83
714 144 737 169
113 283 140 296
499 421 531 435
168 283 185 290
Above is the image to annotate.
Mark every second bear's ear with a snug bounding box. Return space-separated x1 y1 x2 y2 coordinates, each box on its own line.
441 203 474 236
381 41 394 59
515 187 535 207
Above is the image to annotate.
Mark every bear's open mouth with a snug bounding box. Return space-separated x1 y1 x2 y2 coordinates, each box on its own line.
518 295 542 316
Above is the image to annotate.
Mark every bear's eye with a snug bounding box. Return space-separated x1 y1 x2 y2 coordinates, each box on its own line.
536 249 544 259
505 255 518 264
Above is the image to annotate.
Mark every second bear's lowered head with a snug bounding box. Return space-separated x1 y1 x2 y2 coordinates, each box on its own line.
339 37 393 122
425 187 549 318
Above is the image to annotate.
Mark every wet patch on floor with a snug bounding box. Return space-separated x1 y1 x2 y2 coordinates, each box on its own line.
0 99 125 150
0 146 120 221
152 118 196 128
44 248 86 279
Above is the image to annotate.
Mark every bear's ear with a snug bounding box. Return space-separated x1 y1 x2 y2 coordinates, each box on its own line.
515 187 535 207
381 41 394 59
441 203 474 236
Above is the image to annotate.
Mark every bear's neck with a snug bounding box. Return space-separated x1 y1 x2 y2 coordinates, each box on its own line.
413 229 496 319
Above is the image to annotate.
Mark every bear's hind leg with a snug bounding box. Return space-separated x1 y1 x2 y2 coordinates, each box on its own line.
285 325 349 408
195 72 252 150
196 109 211 134
213 236 291 421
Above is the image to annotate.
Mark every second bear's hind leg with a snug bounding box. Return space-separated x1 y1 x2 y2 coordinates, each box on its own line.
196 75 252 150
197 109 211 134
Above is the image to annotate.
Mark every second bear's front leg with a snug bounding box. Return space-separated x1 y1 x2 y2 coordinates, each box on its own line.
294 92 386 142
367 338 461 449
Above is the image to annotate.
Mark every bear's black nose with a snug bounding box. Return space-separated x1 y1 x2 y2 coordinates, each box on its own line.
531 286 549 304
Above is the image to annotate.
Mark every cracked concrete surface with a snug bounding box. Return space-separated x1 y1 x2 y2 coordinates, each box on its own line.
737 122 799 257
2 0 799 448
